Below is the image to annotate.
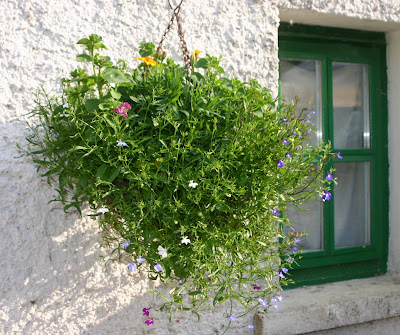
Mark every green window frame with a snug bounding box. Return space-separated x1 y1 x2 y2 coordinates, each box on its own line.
278 23 389 287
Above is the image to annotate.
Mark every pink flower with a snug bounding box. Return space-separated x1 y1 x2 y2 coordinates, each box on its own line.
253 285 261 290
114 102 131 118
143 307 150 316
145 318 154 326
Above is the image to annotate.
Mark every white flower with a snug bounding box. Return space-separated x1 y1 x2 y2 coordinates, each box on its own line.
116 139 128 147
188 180 198 188
62 102 69 109
97 206 109 214
181 236 190 245
158 245 168 258
110 83 116 88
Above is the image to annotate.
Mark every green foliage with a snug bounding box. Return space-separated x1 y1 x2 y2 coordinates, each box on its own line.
25 36 334 321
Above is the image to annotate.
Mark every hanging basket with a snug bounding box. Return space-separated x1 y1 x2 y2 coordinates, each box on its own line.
24 2 335 330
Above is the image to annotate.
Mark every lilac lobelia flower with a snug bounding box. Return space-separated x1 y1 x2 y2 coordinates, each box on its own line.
281 268 288 273
285 256 294 263
277 159 285 168
294 238 301 243
127 262 137 272
272 208 280 215
322 190 332 201
282 138 289 145
122 240 130 248
286 153 293 159
137 256 146 264
278 272 285 279
281 117 288 123
326 172 334 181
245 325 255 329
154 263 162 272
229 315 237 322
143 307 150 316
336 152 343 159
116 139 128 147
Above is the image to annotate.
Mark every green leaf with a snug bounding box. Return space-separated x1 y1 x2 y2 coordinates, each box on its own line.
103 68 130 83
76 54 92 62
76 38 91 48
213 285 226 306
194 58 208 69
84 99 100 113
110 90 121 100
139 42 155 57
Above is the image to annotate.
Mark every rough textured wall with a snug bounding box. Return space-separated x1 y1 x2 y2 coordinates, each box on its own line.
2 0 400 334
278 0 400 22
0 0 279 334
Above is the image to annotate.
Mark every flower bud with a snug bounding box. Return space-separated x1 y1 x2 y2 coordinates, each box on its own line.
156 47 162 59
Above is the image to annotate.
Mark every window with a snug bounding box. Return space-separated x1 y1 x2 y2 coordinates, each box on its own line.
279 23 389 287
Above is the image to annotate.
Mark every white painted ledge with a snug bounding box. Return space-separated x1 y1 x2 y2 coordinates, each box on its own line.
253 275 400 335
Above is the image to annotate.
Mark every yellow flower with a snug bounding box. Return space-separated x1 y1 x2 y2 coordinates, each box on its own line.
194 49 202 55
136 56 157 67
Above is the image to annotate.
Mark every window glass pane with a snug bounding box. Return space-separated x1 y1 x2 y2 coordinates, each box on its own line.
334 161 371 248
286 200 324 251
333 62 370 149
280 59 322 146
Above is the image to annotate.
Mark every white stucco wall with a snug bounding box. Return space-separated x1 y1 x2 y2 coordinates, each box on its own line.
1 0 400 334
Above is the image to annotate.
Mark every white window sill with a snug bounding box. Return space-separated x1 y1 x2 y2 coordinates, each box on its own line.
254 274 400 335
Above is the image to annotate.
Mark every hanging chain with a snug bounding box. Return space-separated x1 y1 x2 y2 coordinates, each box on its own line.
158 0 191 75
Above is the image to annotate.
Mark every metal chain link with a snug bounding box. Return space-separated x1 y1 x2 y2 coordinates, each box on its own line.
158 0 191 75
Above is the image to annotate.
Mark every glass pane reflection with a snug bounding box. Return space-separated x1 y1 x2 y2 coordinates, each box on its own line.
334 161 370 248
286 200 324 251
333 62 370 149
280 59 322 146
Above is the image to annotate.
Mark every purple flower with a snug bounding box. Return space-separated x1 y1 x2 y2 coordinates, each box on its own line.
326 172 333 181
143 307 150 316
282 139 289 145
253 285 261 290
336 152 343 159
245 324 255 329
312 109 316 115
278 272 285 279
137 256 146 264
322 190 332 201
116 139 128 147
277 159 285 168
127 262 136 272
285 256 294 263
286 153 292 159
145 318 154 326
122 240 130 248
277 295 283 302
258 297 268 307
272 304 279 310
178 279 184 284
154 263 162 272
294 238 301 243
272 208 280 215
281 118 288 123
229 315 237 322
282 268 288 273
271 297 278 303
292 132 298 136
